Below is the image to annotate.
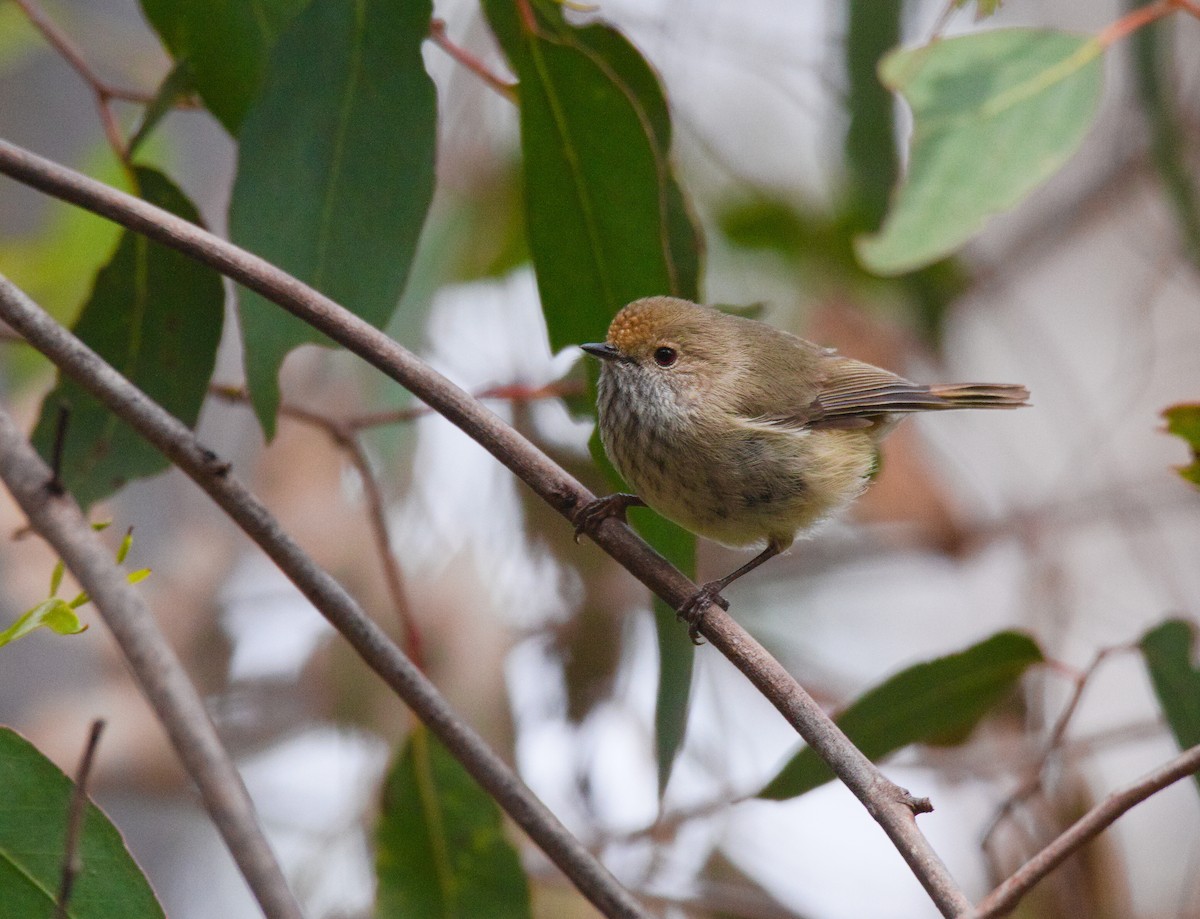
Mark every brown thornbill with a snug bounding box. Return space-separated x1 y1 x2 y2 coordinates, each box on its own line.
576 296 1029 640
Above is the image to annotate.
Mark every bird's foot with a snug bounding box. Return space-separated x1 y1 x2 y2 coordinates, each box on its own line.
676 582 730 645
573 493 644 543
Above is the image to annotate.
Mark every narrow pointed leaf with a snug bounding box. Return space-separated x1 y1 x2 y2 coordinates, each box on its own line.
31 167 224 509
856 29 1104 275
759 631 1043 799
375 726 531 919
0 728 163 917
486 0 702 792
1139 619 1200 794
482 0 701 350
139 0 307 133
230 0 437 435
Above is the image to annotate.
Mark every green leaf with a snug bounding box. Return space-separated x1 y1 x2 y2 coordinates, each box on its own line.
127 58 197 158
229 0 437 436
0 727 163 918
1163 403 1200 487
139 0 307 134
31 167 224 509
856 29 1104 275
759 631 1043 800
0 599 88 648
482 0 702 352
845 0 901 229
1139 619 1200 794
488 0 703 791
375 726 531 919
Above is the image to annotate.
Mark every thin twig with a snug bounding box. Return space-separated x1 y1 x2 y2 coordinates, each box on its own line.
0 141 972 917
0 404 303 919
10 0 132 158
0 274 651 919
55 719 105 919
975 743 1200 917
980 644 1134 853
428 18 518 102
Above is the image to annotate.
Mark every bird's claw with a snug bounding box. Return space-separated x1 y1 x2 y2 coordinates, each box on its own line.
676 582 729 645
572 493 641 543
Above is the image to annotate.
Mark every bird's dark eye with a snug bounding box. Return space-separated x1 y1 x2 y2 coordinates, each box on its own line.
653 346 678 367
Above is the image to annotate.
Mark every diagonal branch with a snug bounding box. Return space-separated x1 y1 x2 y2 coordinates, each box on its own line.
0 404 303 919
975 742 1200 917
0 274 650 919
0 139 972 917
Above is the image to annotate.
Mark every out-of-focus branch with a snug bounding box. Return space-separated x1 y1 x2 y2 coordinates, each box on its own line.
10 0 142 158
0 274 651 919
54 719 105 919
0 404 303 919
980 645 1134 855
975 742 1200 917
0 141 973 917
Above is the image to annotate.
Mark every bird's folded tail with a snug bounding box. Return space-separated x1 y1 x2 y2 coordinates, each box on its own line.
809 381 1029 427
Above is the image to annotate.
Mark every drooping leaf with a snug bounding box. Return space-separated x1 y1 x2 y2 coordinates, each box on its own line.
375 726 531 919
856 29 1104 275
1163 403 1200 487
139 0 308 133
487 0 702 792
845 0 901 230
31 167 224 509
1139 619 1200 794
229 0 437 435
482 0 702 351
759 631 1043 800
0 727 164 918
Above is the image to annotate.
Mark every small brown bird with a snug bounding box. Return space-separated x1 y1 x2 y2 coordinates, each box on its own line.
576 296 1028 638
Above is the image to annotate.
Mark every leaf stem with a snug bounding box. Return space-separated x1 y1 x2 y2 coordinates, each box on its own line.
428 19 518 102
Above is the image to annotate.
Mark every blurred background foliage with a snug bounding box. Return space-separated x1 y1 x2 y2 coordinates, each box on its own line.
1 0 1199 917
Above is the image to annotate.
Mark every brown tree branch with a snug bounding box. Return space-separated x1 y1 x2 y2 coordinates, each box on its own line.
54 719 105 919
0 139 972 917
0 273 651 919
976 743 1200 917
0 405 304 919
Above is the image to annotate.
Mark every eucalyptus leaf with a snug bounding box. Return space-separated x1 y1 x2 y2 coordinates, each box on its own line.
856 29 1104 274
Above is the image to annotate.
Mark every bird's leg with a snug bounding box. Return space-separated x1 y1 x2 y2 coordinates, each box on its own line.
678 542 784 644
573 493 646 543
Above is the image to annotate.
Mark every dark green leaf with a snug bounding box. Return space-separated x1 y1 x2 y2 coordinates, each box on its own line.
845 0 901 229
483 0 702 352
1139 619 1200 794
139 0 307 133
759 631 1043 800
127 59 196 158
0 727 163 918
856 29 1104 275
489 0 703 791
31 167 224 509
375 726 531 919
229 0 437 435
1163 403 1200 487
587 428 695 793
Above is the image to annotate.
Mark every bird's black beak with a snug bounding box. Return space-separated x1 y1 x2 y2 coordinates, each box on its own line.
581 342 621 361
